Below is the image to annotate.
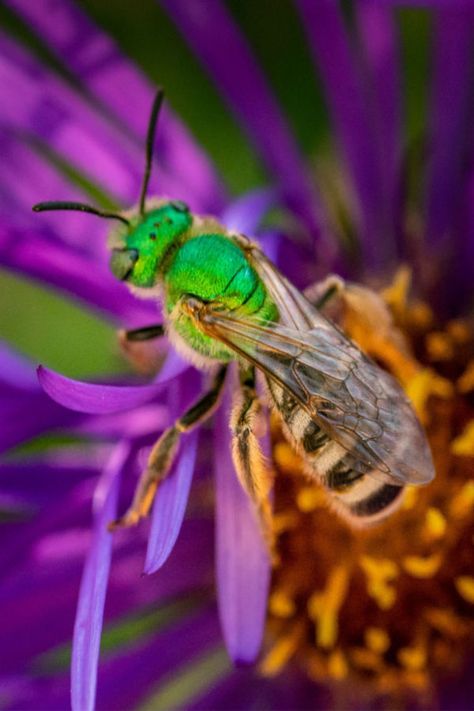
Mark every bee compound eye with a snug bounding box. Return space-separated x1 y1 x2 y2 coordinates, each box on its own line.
110 248 139 281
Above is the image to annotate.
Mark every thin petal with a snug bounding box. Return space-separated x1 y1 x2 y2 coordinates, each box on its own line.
214 379 271 663
0 389 79 454
355 2 401 231
71 442 128 711
0 459 96 509
0 131 106 249
0 342 39 388
425 8 474 246
154 348 190 384
0 33 218 214
297 0 393 267
160 0 325 238
258 230 282 264
37 366 167 414
452 167 474 310
7 0 225 213
144 428 198 574
0 514 213 673
221 188 276 235
374 1 473 6
0 224 154 323
0 36 137 205
95 609 221 711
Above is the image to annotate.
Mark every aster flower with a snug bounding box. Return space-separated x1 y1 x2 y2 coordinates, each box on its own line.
0 2 279 706
1 1 474 711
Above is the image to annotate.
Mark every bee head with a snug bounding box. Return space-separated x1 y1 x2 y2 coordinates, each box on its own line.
109 200 191 287
32 89 192 290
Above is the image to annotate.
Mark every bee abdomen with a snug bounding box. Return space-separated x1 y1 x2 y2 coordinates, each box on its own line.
348 482 403 518
268 382 329 453
323 457 364 489
302 420 330 453
267 380 404 525
322 454 404 524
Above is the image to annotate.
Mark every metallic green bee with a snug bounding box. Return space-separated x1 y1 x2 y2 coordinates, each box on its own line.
33 90 434 542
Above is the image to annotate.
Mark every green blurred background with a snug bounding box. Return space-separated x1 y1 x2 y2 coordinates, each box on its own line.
0 1 431 378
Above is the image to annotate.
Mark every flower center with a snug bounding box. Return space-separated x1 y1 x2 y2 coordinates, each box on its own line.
262 272 474 706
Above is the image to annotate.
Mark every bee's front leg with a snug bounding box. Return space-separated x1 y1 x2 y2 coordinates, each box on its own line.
118 323 165 375
123 324 165 341
230 366 277 564
109 365 227 530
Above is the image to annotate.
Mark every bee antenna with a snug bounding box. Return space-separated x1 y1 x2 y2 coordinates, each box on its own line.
32 201 130 226
139 88 165 217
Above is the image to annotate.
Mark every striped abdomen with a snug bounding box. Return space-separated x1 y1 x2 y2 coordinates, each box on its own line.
267 380 404 525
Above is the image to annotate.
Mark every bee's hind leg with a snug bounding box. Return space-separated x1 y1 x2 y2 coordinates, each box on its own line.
305 275 414 378
305 274 346 311
109 365 227 530
230 366 277 563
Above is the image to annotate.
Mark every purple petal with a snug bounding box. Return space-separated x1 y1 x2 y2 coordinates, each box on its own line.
451 165 474 310
78 405 169 440
189 664 328 711
0 517 212 673
144 428 198 574
95 609 221 711
0 224 154 324
160 0 325 238
355 2 401 232
37 366 167 414
0 342 39 388
5 674 70 711
214 379 271 663
71 442 128 711
154 348 190 384
0 131 105 249
0 459 97 510
424 8 474 246
374 1 473 6
0 36 138 206
258 230 282 265
0 33 220 216
7 0 226 214
0 389 80 455
221 188 276 235
297 0 393 267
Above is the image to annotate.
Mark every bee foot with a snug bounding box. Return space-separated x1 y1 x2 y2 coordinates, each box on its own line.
107 511 140 532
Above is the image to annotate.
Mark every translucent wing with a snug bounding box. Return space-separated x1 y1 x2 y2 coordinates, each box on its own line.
191 247 434 486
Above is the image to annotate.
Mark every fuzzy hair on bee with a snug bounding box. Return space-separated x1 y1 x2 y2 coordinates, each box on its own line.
33 89 435 549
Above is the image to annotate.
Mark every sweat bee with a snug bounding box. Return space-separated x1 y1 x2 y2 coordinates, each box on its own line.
33 89 434 543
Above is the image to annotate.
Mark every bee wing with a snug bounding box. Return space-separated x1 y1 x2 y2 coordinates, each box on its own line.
197 249 434 486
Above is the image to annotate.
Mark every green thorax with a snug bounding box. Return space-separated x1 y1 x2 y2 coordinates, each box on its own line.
164 233 277 362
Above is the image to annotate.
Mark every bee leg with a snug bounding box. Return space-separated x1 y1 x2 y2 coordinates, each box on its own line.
306 274 400 339
109 366 227 530
123 324 165 341
230 367 277 564
306 276 415 378
118 324 165 375
304 274 346 310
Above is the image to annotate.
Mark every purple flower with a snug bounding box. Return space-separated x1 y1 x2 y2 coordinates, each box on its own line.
1 1 474 710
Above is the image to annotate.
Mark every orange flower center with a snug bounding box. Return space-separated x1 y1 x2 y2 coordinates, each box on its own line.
262 270 474 707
